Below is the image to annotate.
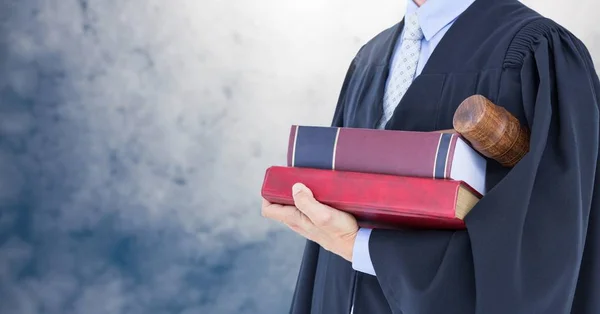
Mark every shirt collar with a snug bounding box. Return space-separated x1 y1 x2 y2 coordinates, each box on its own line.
406 0 476 41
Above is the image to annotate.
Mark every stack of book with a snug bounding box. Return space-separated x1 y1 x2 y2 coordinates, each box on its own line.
261 125 488 230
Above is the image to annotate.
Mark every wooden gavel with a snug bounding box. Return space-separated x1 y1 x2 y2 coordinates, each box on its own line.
450 95 530 167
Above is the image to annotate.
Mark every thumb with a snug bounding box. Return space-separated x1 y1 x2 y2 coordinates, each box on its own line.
292 182 336 224
292 183 318 207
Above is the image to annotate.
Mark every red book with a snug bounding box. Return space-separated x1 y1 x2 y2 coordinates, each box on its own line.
261 166 481 230
287 125 487 195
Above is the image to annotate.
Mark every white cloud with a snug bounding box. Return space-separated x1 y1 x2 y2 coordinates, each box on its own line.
0 0 598 313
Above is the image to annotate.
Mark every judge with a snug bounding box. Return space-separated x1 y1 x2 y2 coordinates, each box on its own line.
262 0 600 313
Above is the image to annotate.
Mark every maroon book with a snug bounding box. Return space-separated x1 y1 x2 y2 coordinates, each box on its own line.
261 166 482 230
287 125 487 195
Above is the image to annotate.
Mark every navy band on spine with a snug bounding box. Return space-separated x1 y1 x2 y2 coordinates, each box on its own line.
434 133 452 179
294 126 338 169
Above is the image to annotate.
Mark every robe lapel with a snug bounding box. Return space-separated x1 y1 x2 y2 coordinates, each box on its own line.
417 0 484 75
355 0 502 130
362 20 405 129
380 0 491 131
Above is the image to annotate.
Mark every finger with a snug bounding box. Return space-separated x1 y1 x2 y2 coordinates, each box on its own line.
262 197 272 208
292 183 359 234
262 202 318 235
292 183 336 227
277 206 321 241
261 201 287 221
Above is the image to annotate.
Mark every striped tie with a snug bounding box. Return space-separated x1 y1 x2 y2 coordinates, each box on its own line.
377 12 424 129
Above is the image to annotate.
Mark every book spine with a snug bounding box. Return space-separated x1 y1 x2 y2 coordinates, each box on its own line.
445 134 459 178
435 132 459 179
261 166 467 229
286 125 297 167
288 125 458 179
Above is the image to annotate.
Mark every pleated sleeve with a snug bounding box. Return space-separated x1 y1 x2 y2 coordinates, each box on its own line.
368 18 600 314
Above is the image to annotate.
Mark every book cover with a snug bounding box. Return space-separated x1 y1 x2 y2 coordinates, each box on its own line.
261 166 481 230
287 125 487 195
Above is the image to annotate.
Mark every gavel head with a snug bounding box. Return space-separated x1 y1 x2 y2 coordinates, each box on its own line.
452 95 530 167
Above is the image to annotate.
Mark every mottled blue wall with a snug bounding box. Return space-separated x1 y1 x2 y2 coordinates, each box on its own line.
0 0 598 313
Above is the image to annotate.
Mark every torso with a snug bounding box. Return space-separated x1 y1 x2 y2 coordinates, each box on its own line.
296 1 549 313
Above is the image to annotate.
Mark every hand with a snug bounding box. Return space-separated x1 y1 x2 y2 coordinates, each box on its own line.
261 182 359 262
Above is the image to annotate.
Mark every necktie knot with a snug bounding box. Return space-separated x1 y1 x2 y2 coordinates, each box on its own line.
403 12 424 41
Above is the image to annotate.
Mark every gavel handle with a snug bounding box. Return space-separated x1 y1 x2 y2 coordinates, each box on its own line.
442 95 530 167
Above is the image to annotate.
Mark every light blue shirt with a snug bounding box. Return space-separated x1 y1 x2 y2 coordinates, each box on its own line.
352 0 476 277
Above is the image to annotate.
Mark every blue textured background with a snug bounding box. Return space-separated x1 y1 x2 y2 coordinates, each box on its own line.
0 1 598 313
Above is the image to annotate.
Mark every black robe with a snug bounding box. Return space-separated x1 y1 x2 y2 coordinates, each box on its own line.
288 0 600 313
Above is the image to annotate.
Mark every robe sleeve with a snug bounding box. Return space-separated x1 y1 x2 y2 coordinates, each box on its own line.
367 18 600 313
